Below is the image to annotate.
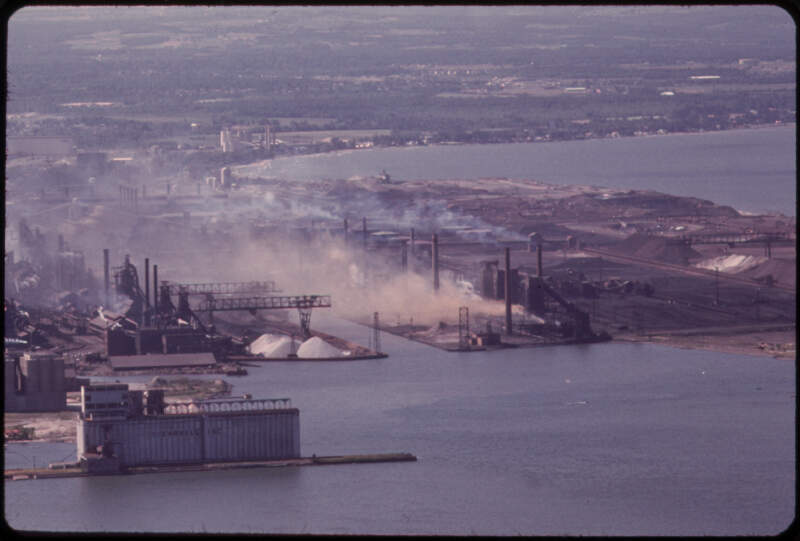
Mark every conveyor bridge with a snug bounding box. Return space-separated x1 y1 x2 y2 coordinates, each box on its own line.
194 295 331 312
162 281 279 295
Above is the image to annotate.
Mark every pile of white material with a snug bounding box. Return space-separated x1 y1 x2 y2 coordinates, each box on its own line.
695 254 768 274
297 336 344 358
249 333 301 358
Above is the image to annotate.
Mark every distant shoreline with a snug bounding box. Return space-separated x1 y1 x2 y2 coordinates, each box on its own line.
240 121 796 171
248 122 797 168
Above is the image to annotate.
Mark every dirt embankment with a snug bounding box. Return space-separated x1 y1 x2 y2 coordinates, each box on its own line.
617 327 796 360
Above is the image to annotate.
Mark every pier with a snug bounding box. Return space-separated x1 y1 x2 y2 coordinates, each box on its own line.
5 452 417 481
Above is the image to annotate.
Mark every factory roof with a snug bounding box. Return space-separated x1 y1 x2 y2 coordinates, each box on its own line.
109 352 216 370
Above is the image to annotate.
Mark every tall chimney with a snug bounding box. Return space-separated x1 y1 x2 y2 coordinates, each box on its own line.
153 264 159 315
505 247 512 335
362 217 367 249
432 234 440 291
144 257 150 325
103 248 110 307
343 218 349 244
537 241 543 278
410 228 415 255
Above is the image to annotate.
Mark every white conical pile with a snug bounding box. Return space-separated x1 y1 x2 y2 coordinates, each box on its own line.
297 336 343 358
249 334 301 358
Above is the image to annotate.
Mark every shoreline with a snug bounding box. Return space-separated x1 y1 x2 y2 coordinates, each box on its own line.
616 330 796 361
235 121 795 175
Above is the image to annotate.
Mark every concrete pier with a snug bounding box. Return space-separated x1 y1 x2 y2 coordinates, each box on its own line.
5 452 417 481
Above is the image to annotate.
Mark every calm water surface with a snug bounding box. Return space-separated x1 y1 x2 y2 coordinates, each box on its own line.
4 315 795 536
236 125 796 216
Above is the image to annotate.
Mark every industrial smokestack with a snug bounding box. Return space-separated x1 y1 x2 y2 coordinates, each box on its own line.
362 217 367 248
144 257 150 325
432 234 440 291
103 248 110 307
505 247 512 335
537 241 543 278
410 228 415 256
343 218 349 244
153 264 158 315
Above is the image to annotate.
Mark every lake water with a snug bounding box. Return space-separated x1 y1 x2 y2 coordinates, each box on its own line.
235 125 796 216
4 314 795 536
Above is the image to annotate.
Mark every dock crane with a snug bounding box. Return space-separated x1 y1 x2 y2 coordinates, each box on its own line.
155 281 330 339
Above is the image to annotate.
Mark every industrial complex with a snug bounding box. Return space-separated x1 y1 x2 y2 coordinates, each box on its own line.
4 118 796 459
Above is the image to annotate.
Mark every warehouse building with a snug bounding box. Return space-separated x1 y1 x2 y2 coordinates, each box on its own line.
76 383 300 471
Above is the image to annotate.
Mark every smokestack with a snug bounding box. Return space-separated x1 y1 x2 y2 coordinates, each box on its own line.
343 218 349 244
362 217 367 248
153 264 158 315
410 228 415 256
432 234 440 291
103 248 110 307
144 257 150 325
505 247 512 335
537 242 543 278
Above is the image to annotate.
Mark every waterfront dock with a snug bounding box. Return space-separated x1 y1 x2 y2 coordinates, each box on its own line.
4 452 417 481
